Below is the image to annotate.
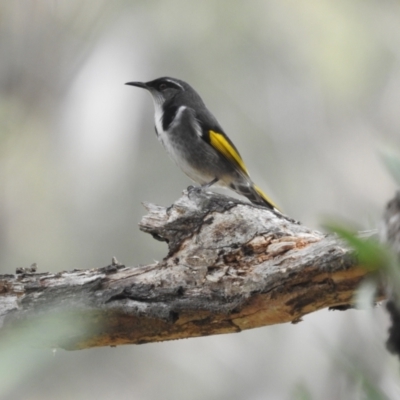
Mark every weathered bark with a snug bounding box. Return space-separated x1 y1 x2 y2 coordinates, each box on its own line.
0 189 367 350
382 191 400 357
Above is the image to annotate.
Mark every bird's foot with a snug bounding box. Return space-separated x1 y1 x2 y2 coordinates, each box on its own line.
187 185 203 196
187 178 218 194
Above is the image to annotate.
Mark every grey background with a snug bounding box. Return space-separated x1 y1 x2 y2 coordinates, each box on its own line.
0 1 399 399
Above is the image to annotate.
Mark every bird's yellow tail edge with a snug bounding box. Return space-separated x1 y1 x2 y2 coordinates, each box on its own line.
253 184 280 211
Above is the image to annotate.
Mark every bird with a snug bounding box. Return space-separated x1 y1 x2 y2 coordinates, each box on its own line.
126 77 279 211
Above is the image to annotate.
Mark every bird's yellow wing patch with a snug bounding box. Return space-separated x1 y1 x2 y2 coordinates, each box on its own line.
209 130 249 175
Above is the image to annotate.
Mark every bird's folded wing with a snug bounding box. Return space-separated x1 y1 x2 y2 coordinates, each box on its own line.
206 130 249 175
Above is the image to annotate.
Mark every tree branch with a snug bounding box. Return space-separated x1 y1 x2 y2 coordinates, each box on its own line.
0 189 367 350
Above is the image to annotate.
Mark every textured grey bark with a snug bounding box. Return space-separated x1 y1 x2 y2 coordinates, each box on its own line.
381 191 400 357
0 189 367 350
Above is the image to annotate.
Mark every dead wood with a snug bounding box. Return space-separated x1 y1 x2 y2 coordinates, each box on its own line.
0 189 367 350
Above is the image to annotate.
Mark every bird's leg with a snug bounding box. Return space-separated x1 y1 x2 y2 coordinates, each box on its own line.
201 177 219 189
187 177 219 194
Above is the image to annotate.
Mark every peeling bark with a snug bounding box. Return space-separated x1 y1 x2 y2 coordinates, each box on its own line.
0 189 367 350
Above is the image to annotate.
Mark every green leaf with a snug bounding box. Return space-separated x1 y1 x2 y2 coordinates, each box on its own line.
324 224 391 271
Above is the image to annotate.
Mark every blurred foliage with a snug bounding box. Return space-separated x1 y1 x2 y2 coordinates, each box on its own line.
0 314 89 398
345 361 392 400
326 149 400 289
293 384 313 400
326 223 394 272
381 148 400 187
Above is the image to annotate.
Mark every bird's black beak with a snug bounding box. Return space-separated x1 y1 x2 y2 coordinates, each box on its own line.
125 81 148 89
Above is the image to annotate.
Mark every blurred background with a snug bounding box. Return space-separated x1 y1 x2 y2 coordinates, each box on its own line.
1 0 400 399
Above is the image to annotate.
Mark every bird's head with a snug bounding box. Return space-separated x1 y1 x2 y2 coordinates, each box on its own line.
126 77 190 108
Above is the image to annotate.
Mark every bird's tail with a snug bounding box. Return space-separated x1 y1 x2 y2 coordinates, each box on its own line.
229 181 280 211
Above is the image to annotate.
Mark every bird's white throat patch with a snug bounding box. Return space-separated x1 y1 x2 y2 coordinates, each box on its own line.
152 96 165 136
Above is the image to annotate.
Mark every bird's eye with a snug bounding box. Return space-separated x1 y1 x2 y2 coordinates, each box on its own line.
159 83 167 91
